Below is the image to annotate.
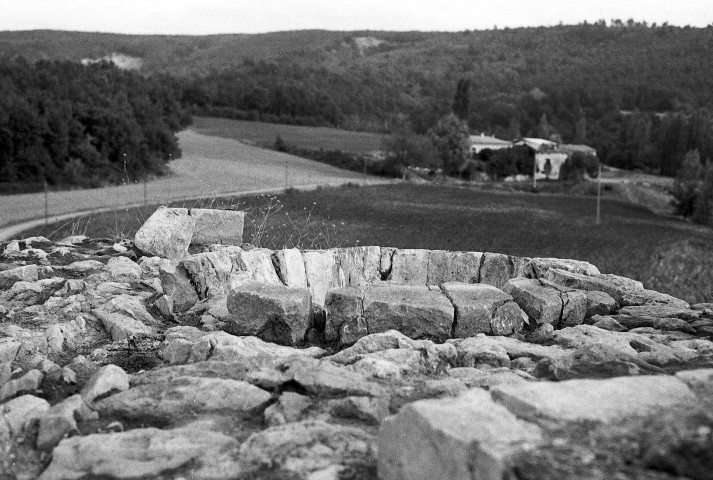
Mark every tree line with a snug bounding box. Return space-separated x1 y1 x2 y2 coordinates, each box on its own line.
0 58 189 192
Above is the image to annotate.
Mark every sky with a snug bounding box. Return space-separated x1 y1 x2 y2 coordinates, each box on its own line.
0 0 710 35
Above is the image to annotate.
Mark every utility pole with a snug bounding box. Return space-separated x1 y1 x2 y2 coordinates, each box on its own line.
532 155 538 189
284 159 289 189
596 163 602 225
43 180 49 226
167 154 172 205
143 177 148 207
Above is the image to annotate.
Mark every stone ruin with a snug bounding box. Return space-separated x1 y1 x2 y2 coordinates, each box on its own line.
0 206 711 479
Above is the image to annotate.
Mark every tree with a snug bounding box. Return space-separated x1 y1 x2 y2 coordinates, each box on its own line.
671 150 702 217
537 113 551 139
693 161 713 224
429 114 470 176
382 115 438 173
452 78 471 121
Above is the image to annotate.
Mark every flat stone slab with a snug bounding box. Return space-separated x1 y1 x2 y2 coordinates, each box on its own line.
427 250 482 285
502 278 563 325
225 281 312 345
378 388 542 480
189 208 244 246
491 375 696 424
134 207 196 259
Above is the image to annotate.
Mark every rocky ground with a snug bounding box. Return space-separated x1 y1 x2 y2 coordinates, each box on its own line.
1 209 712 480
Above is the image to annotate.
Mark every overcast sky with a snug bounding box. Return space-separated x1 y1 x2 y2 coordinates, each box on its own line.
0 0 710 35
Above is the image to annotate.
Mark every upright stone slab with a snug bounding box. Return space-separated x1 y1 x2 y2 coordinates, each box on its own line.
241 248 281 284
158 263 199 312
363 284 454 341
491 376 696 424
388 249 430 284
226 281 312 345
427 251 482 285
189 208 244 246
324 287 367 344
272 248 308 288
134 207 196 259
303 250 341 308
479 253 517 289
335 246 381 287
180 248 250 299
442 283 526 337
378 389 542 480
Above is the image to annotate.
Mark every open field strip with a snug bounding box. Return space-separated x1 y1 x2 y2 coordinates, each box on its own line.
0 129 384 239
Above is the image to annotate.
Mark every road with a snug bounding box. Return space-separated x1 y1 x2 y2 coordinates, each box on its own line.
0 129 385 240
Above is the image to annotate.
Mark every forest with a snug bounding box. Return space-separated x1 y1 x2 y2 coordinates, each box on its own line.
0 59 189 192
2 22 713 190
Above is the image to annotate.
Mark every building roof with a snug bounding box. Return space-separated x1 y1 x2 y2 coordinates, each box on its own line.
516 138 558 151
469 134 512 146
555 144 597 156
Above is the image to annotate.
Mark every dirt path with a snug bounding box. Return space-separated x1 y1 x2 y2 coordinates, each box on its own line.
0 129 384 240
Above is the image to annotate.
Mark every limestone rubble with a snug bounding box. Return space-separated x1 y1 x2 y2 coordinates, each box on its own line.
0 224 712 479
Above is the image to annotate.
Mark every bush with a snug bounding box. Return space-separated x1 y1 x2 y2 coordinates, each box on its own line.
559 152 599 180
671 150 703 218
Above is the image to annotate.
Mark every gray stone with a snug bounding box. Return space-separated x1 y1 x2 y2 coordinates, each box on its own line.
0 394 49 439
491 375 696 423
189 208 245 245
526 323 555 343
324 287 367 344
388 248 430 284
330 395 390 425
39 426 239 480
526 257 600 278
544 268 628 302
0 337 21 363
153 294 173 320
442 282 525 337
0 264 39 289
287 358 387 397
225 281 312 345
272 248 308 288
335 246 382 287
585 290 616 317
621 288 690 309
502 278 562 325
37 394 97 451
675 368 713 398
94 310 156 342
427 250 482 285
104 256 142 280
96 376 272 421
479 252 518 288
363 284 454 341
448 367 531 388
303 249 340 307
134 206 196 259
552 324 638 355
378 388 542 480
61 260 104 273
653 317 696 334
455 341 510 368
240 248 282 284
618 304 698 320
180 248 250 299
81 364 130 407
592 315 628 332
264 391 313 426
449 335 568 364
238 420 374 478
0 369 44 402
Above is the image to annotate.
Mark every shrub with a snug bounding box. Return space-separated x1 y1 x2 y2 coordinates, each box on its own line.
559 152 599 180
671 150 702 218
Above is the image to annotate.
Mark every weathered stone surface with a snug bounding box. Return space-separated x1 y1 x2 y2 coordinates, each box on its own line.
37 394 97 450
618 304 698 320
388 248 430 284
455 341 511 368
442 282 526 337
158 262 199 312
675 368 713 399
621 288 690 308
449 335 568 364
180 248 250 299
303 249 340 307
96 376 272 421
533 343 663 380
264 391 313 426
105 256 142 280
93 310 156 342
552 324 638 355
324 287 367 344
134 206 196 259
502 278 563 325
240 248 281 284
0 369 44 402
592 315 628 332
0 264 39 289
585 290 616 317
0 394 49 440
427 250 482 285
335 246 381 287
363 284 454 341
39 426 239 480
526 257 600 277
491 375 696 423
225 281 312 345
189 208 245 245
239 420 374 478
81 364 130 407
479 252 519 288
272 248 308 288
330 395 390 425
525 323 555 343
378 388 542 480
653 317 696 334
545 268 629 302
286 358 388 397
0 337 21 363
447 367 531 388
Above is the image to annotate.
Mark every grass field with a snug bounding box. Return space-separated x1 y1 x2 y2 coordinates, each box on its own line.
192 117 388 153
17 183 713 304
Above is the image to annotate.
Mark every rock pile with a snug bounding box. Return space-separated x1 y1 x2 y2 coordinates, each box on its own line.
0 207 711 479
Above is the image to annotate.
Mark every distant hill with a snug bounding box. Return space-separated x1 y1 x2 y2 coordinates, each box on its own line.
2 24 713 173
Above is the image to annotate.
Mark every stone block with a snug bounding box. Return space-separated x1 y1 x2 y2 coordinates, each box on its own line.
324 287 366 344
388 249 430 284
502 278 563 325
0 264 39 289
427 250 482 285
241 248 281 284
335 246 381 287
180 248 249 299
225 281 312 345
479 253 517 288
134 206 196 259
585 290 616 317
272 248 308 288
303 250 340 308
442 282 525 337
189 208 244 246
378 389 542 480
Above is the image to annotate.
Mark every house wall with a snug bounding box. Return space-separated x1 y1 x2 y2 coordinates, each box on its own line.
535 152 568 180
